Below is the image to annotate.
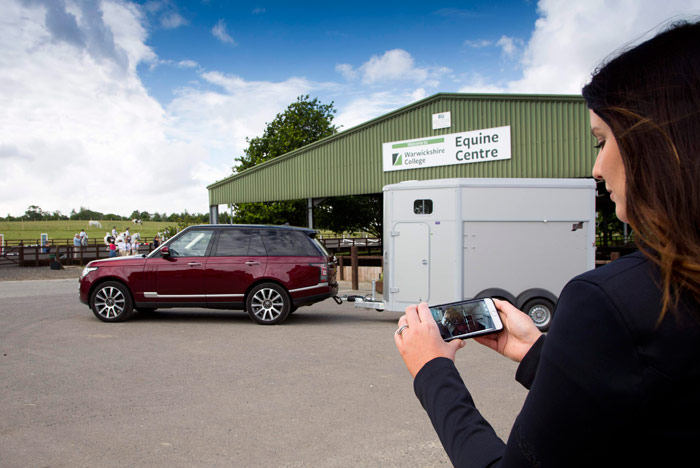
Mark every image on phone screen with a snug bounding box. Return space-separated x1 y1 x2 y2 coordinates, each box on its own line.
429 298 502 341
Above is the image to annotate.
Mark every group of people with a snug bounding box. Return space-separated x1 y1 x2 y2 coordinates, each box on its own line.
104 226 139 257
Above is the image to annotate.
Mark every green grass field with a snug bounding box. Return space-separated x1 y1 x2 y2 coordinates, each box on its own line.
0 220 173 244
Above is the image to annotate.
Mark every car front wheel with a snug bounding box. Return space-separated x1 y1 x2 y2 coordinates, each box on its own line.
246 283 291 325
90 281 134 322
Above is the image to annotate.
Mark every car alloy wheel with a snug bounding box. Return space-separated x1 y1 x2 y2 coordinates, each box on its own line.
90 281 133 322
246 283 290 325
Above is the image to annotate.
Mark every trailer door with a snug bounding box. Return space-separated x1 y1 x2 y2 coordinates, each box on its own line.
392 222 430 302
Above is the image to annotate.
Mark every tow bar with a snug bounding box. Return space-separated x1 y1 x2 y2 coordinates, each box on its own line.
337 280 386 311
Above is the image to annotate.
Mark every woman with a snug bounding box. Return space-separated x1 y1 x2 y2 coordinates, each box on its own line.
395 21 700 467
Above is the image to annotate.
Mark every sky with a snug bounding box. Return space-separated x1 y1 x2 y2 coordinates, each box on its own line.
2 0 700 218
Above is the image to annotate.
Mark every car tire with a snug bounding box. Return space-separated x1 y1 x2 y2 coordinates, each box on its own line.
90 281 134 322
523 297 555 332
246 283 291 325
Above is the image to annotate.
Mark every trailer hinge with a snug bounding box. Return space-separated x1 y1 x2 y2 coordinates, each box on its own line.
390 288 400 293
390 231 400 236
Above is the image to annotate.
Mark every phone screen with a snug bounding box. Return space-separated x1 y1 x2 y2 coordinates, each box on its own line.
429 298 503 341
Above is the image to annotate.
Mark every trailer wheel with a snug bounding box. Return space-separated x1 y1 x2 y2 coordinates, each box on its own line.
523 298 555 332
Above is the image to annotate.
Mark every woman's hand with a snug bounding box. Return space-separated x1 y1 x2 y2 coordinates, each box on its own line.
474 299 542 363
394 302 466 378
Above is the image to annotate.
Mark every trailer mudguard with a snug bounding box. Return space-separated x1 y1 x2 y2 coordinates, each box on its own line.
515 288 558 310
474 288 517 305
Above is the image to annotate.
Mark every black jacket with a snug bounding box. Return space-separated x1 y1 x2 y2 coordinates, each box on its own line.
414 252 700 467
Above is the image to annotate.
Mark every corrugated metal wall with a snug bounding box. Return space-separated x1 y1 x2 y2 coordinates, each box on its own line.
208 93 595 205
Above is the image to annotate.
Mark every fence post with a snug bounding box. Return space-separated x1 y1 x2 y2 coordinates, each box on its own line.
338 256 345 281
351 246 358 291
19 240 24 266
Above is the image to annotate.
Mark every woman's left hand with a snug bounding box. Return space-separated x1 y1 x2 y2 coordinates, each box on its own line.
394 302 466 378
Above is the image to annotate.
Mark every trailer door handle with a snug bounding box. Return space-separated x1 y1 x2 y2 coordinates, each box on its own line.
421 259 428 265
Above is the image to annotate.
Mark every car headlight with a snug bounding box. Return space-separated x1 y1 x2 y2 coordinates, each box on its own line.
81 266 99 278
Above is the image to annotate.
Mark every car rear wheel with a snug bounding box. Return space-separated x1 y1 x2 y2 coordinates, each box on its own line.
90 281 134 322
246 283 290 325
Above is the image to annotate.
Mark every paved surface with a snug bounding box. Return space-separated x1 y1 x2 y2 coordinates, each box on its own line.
0 279 527 467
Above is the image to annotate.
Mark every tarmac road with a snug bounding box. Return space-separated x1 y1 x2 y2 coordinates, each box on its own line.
0 279 527 467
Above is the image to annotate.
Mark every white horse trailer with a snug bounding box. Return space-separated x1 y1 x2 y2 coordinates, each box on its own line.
354 178 597 331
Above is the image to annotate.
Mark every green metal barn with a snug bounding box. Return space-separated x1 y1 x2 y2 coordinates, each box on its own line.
207 92 597 224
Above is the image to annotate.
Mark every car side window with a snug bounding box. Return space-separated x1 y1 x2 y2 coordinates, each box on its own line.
260 230 319 256
213 229 266 256
167 230 214 257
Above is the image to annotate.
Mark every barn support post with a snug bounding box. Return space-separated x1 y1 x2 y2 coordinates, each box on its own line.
307 198 314 229
209 205 219 225
307 197 327 229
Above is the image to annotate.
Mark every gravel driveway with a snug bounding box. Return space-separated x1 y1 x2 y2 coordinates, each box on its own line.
0 265 83 282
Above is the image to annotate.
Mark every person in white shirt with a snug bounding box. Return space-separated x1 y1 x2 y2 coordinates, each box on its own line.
117 238 127 256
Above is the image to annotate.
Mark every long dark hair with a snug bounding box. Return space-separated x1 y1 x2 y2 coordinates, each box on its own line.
582 20 700 320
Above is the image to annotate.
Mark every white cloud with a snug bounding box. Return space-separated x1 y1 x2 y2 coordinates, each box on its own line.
464 39 492 48
336 49 451 87
506 0 700 94
167 73 314 174
211 18 236 45
360 49 426 84
496 35 522 58
177 59 198 68
0 0 274 217
457 73 507 94
161 11 187 29
335 63 357 80
335 90 428 131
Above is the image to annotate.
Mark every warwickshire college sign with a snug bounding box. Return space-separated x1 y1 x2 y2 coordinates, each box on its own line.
382 125 511 172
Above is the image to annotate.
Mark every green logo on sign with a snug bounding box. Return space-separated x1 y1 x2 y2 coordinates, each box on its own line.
392 153 402 166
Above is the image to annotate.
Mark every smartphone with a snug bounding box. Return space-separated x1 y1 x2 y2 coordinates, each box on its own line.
429 298 503 341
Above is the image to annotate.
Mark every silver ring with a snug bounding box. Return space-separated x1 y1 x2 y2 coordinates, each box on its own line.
395 324 409 336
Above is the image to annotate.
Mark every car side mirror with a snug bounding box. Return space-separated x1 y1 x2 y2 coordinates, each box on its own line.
160 246 170 257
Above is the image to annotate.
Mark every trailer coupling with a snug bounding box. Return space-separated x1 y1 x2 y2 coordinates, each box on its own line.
342 294 386 311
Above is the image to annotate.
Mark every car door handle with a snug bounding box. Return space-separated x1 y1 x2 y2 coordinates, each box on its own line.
188 262 202 267
245 261 260 266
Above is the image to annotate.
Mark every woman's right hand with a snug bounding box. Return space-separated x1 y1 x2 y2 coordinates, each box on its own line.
474 299 542 362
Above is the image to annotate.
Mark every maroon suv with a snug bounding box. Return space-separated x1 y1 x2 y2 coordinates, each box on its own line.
79 225 338 325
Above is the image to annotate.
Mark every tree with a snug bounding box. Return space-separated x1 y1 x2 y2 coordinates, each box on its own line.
233 95 337 172
315 194 382 238
232 95 338 225
23 205 47 221
70 206 104 220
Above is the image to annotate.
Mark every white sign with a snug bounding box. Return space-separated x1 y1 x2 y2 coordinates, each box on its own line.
432 111 451 130
382 125 511 172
